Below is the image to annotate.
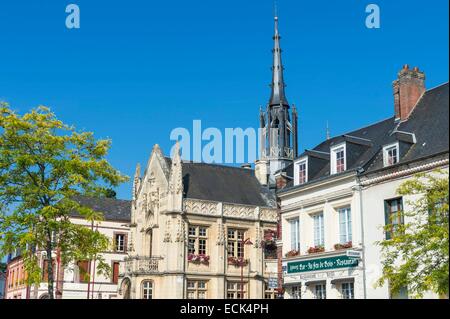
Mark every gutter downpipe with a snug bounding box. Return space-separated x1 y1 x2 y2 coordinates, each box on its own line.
356 170 368 299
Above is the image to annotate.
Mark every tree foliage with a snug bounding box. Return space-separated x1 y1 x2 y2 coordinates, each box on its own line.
0 103 129 298
376 170 449 298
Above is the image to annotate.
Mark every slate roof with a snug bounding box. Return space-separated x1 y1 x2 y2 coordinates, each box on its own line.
367 82 449 170
70 196 132 222
279 82 449 192
181 162 275 207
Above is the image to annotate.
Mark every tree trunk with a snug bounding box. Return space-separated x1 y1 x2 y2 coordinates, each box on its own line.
46 237 54 299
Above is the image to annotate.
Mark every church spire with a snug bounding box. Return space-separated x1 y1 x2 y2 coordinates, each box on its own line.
269 14 289 107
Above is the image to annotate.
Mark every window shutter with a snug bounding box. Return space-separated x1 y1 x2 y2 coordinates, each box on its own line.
112 262 119 284
384 201 391 240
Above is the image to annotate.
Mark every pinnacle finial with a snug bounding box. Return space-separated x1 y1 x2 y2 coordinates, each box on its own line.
274 0 278 19
268 12 289 107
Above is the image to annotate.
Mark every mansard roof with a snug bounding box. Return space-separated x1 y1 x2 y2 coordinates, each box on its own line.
279 82 449 192
181 162 276 207
71 196 132 222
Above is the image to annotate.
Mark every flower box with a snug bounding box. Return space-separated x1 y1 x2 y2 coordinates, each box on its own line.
285 250 300 258
227 256 248 267
334 241 352 250
307 246 325 254
187 253 210 265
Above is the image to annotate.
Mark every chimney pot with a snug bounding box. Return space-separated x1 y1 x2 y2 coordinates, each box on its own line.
393 65 426 121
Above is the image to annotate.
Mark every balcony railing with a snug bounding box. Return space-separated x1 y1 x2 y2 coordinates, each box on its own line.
119 256 162 276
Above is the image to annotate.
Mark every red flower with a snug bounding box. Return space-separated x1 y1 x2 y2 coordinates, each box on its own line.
285 250 300 258
188 254 210 265
307 246 325 254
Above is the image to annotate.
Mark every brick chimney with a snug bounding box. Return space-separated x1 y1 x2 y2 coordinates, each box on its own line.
393 65 426 121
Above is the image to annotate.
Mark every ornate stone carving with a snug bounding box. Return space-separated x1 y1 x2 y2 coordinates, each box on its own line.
184 199 218 216
168 142 183 195
260 208 278 222
175 218 186 242
223 204 256 220
132 163 141 207
254 225 262 248
149 188 159 213
216 221 225 246
163 219 172 243
141 193 148 212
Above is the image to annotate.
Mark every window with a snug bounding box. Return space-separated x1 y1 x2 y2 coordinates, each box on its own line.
291 285 301 299
313 213 324 247
227 282 246 299
331 144 346 174
289 219 300 251
428 196 449 224
227 229 245 258
188 226 208 255
264 283 276 299
114 233 127 252
341 282 354 299
112 262 120 284
298 160 307 185
314 284 326 299
187 280 208 299
384 198 404 240
76 260 90 283
142 281 153 299
383 143 399 167
338 207 352 244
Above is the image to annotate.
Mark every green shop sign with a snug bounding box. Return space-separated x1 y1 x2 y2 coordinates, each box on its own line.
287 255 358 274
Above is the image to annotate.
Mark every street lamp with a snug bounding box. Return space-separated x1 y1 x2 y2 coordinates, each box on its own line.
239 238 253 299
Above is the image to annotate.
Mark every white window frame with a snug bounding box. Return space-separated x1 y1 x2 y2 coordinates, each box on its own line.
341 282 354 299
330 143 346 175
115 233 126 252
187 280 208 299
142 281 153 299
289 218 300 251
314 283 326 299
338 207 352 244
291 285 301 299
312 213 325 247
294 157 308 185
383 142 400 167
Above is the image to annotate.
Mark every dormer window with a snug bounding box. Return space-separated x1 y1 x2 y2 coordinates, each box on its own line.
298 159 307 185
383 143 399 167
298 161 307 184
331 144 346 174
294 157 308 185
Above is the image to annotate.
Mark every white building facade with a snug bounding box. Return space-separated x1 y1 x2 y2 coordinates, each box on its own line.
278 67 448 299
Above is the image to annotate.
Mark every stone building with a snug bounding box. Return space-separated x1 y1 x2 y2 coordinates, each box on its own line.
118 143 278 299
118 14 299 300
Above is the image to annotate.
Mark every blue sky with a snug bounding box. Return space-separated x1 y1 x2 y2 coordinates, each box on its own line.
0 0 448 200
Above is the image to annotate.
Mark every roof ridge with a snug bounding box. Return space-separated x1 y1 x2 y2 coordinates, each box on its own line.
425 81 449 93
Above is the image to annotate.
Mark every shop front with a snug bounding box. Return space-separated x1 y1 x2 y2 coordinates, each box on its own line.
282 251 363 299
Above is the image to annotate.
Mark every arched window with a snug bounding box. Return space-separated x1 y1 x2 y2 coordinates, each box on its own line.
142 281 153 299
